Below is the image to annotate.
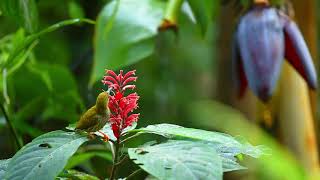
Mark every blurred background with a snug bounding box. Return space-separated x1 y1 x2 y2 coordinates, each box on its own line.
0 0 319 179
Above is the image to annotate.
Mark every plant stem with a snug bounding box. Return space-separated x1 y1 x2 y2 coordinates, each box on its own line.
126 169 143 180
109 139 120 180
163 0 183 23
120 133 141 144
0 104 23 149
115 155 128 166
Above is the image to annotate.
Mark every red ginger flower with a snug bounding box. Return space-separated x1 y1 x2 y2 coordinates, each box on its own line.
102 70 139 139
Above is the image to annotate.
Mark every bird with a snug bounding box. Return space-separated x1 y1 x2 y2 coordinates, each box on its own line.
75 91 110 141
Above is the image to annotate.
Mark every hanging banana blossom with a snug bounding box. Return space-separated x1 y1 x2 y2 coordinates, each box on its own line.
232 0 317 102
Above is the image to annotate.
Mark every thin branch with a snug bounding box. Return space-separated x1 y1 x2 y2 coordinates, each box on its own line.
126 169 143 180
3 69 10 105
120 133 141 144
109 139 120 180
0 103 23 149
115 155 128 166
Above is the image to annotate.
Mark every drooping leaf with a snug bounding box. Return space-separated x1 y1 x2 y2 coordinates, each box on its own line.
131 124 267 172
128 140 223 180
4 131 89 180
186 0 217 34
5 18 94 70
91 0 165 84
0 159 10 179
0 0 39 33
7 40 38 75
0 29 35 77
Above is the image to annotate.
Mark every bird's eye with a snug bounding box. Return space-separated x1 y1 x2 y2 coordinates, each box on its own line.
107 87 115 96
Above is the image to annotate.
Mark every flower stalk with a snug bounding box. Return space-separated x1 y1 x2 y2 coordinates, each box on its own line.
163 0 183 24
102 69 140 179
159 0 183 30
109 139 120 180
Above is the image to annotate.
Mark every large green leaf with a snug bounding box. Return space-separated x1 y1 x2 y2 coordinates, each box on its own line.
135 124 241 145
91 0 165 84
0 0 38 33
4 131 89 180
131 124 266 172
189 100 305 180
0 159 10 179
128 140 223 180
132 124 264 156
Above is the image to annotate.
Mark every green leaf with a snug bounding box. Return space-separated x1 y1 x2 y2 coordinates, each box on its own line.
97 122 138 141
135 124 240 145
95 123 117 141
5 18 94 70
0 29 34 77
134 124 237 149
131 124 267 172
129 140 223 180
68 1 85 19
13 97 45 137
7 40 38 75
122 122 138 134
57 170 99 180
91 0 165 84
66 151 112 169
0 0 39 33
0 159 10 179
12 62 84 123
186 0 217 34
4 130 89 180
189 100 305 180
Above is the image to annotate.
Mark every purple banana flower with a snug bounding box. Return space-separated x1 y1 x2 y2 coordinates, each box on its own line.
233 4 317 102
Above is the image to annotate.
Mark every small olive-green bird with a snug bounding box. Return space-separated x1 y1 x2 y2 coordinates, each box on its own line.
76 91 109 140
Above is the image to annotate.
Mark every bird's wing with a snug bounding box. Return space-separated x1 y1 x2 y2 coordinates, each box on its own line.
76 106 99 131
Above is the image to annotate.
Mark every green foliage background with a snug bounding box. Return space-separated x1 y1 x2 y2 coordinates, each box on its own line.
0 0 317 179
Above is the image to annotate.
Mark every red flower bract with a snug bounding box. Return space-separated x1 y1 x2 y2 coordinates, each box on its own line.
102 70 139 139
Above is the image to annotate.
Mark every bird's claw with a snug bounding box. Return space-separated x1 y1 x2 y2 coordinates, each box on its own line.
98 130 109 142
87 133 96 140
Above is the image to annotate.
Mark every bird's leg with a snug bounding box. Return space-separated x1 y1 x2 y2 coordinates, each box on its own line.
88 132 96 140
98 130 109 142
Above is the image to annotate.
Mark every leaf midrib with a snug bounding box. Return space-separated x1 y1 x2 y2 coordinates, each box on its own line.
5 134 85 180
